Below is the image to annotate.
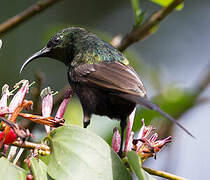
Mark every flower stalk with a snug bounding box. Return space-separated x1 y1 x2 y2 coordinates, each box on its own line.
143 166 188 180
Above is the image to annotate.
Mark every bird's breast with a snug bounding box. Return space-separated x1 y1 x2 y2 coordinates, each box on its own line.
74 84 136 120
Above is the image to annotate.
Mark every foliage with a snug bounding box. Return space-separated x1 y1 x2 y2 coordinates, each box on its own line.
150 0 184 10
47 126 132 180
0 157 27 180
127 151 156 180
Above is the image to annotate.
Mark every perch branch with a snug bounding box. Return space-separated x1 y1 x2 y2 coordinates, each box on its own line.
0 0 62 36
12 140 50 152
112 0 184 51
143 166 188 180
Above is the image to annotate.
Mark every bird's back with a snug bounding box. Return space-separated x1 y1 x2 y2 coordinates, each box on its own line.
71 31 126 67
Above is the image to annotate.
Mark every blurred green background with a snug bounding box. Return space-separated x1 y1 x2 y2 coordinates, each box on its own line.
0 0 210 179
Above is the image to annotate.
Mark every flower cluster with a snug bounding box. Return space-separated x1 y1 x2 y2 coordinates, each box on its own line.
0 80 30 145
18 87 72 129
131 119 171 161
40 87 72 133
112 114 172 161
0 79 72 147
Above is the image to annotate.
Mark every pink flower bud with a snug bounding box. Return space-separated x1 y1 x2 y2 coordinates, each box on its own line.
55 89 72 119
124 108 136 152
0 84 10 108
42 94 53 117
41 87 54 134
112 127 121 153
9 80 29 115
135 119 153 151
136 119 146 139
126 131 134 152
0 85 11 117
149 133 158 142
153 136 172 152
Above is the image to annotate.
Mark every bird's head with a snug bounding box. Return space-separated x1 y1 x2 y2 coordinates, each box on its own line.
20 27 88 73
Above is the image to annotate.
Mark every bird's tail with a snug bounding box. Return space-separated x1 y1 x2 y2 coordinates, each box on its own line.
122 94 195 138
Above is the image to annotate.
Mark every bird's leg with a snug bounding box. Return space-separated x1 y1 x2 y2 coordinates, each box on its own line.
83 112 91 128
118 118 127 158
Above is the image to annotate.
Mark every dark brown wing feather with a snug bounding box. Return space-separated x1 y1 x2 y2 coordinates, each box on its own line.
72 61 146 97
70 61 195 138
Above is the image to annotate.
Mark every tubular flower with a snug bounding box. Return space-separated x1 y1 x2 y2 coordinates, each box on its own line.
0 84 11 117
18 88 69 129
41 87 54 134
4 80 30 138
55 89 72 120
124 108 136 153
8 80 29 118
39 87 72 133
0 80 71 147
0 80 31 147
41 87 53 117
133 119 172 161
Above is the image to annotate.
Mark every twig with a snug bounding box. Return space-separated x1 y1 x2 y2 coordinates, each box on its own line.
18 113 64 127
0 0 62 36
0 116 30 139
12 140 50 152
12 148 24 165
113 0 184 51
143 166 188 180
195 97 210 105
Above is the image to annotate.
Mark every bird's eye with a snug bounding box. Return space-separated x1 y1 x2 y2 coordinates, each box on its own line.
54 37 60 43
47 36 61 48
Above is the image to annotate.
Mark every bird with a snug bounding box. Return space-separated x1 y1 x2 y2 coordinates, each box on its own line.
20 27 194 156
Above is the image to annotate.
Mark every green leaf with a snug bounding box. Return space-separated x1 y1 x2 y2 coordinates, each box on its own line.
39 154 51 165
131 0 145 26
127 151 156 180
64 98 83 127
150 0 184 11
30 157 48 180
0 157 27 180
47 126 132 180
127 151 145 180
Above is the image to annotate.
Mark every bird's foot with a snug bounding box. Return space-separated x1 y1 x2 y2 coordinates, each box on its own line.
117 150 125 158
83 120 90 128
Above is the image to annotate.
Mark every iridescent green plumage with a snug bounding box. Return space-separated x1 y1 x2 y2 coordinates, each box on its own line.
69 28 126 66
51 27 126 67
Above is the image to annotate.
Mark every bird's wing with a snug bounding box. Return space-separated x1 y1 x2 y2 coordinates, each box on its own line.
71 61 147 97
71 61 195 138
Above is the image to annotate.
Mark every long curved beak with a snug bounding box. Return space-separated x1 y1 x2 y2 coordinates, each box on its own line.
20 47 51 73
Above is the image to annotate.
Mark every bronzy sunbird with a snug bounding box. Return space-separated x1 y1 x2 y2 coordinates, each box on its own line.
20 27 194 155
